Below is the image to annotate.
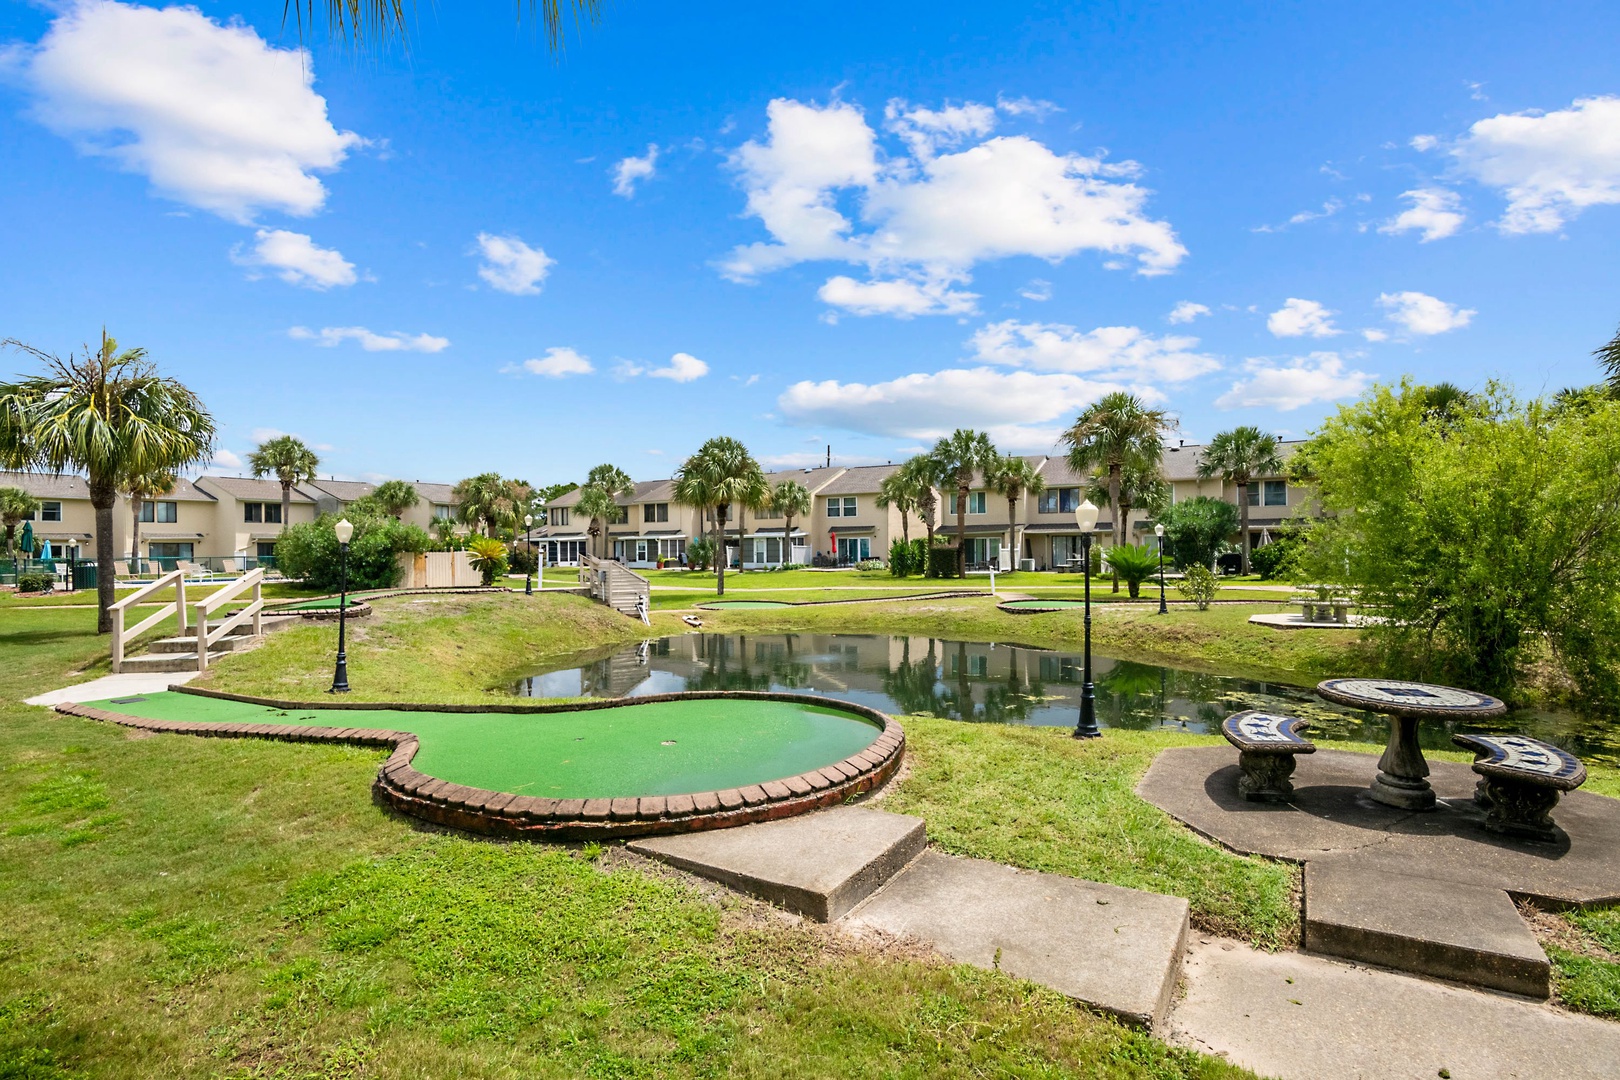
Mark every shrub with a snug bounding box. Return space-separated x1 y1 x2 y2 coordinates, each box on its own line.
507 545 538 575
1102 543 1159 599
465 536 508 585
925 543 959 579
1249 533 1304 580
275 513 430 592
1177 564 1222 610
16 571 52 593
855 558 886 572
1157 497 1240 570
686 536 713 571
888 538 912 576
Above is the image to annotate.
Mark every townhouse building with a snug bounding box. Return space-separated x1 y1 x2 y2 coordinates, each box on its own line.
1160 439 1309 553
304 478 461 534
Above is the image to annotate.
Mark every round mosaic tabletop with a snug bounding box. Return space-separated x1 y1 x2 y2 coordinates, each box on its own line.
1315 678 1506 718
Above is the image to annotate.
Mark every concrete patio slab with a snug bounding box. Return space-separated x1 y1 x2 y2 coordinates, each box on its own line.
1303 859 1550 997
1169 937 1620 1080
1140 745 1620 904
627 805 926 921
25 671 197 707
845 851 1189 1030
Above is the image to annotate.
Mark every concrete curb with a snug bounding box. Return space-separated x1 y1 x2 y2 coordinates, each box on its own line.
54 689 904 842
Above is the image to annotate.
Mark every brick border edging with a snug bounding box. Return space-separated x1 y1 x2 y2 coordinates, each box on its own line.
54 689 904 842
695 589 982 611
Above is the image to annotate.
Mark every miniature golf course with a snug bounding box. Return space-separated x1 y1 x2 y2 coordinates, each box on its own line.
998 598 1085 612
64 689 904 839
696 599 794 610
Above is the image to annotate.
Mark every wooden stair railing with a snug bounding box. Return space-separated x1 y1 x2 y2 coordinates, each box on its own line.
192 568 265 671
109 568 189 673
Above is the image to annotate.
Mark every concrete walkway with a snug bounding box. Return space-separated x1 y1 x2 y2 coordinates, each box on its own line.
24 671 196 707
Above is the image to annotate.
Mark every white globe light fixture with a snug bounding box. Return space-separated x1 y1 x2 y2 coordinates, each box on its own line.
1074 498 1100 534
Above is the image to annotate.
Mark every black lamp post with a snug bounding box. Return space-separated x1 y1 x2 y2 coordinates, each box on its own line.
524 513 534 595
1073 498 1100 739
535 497 546 591
329 517 353 694
1155 522 1168 615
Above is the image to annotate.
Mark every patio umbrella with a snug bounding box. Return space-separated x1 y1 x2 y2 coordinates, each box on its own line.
40 540 52 560
19 521 33 559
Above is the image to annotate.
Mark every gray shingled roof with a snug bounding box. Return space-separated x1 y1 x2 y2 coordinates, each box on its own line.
1159 440 1303 482
196 475 316 502
0 471 90 499
306 479 375 501
818 464 902 495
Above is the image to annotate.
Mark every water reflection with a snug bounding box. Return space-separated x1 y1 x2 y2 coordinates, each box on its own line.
513 633 1618 762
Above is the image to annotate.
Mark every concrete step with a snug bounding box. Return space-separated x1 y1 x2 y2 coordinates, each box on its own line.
629 805 926 921
146 628 259 654
846 851 1189 1031
1302 859 1549 997
117 650 232 673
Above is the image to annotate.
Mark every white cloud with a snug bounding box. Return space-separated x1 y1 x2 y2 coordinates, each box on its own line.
1020 279 1052 302
1215 353 1372 411
1267 298 1339 338
1378 188 1466 242
612 144 659 197
232 229 356 289
251 427 289 442
1167 301 1210 325
1452 96 1620 233
210 448 242 470
1254 199 1343 233
474 233 554 295
1377 291 1476 335
1411 134 1439 152
1362 328 1389 343
968 320 1221 383
996 95 1061 120
288 326 449 353
13 0 362 222
818 275 979 317
508 347 593 378
649 352 709 382
721 97 1185 316
779 367 1137 449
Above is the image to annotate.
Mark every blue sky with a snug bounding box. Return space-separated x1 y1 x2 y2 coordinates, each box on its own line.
2 1 1617 486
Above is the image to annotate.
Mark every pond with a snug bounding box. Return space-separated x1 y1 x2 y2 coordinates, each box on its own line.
515 633 1619 763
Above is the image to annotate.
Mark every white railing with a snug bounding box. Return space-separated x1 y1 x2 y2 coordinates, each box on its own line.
192 568 265 671
109 568 189 673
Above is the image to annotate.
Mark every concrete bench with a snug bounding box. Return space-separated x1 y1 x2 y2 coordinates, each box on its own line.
1221 711 1316 802
1452 733 1587 842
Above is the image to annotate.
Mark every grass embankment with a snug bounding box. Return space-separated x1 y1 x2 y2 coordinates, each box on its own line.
0 580 328 609
1 601 1254 1077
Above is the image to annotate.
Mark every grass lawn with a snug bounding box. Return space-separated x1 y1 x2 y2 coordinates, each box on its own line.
1 601 1258 1078
0 580 329 609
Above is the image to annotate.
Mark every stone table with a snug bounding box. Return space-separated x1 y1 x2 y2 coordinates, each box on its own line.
1315 678 1506 810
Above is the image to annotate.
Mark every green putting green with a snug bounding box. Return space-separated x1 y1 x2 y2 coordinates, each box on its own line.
696 599 793 609
998 598 1085 610
273 592 381 611
84 691 881 799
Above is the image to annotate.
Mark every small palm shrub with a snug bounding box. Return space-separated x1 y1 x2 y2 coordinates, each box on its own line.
1102 543 1159 599
1177 564 1223 610
465 536 508 585
686 536 713 570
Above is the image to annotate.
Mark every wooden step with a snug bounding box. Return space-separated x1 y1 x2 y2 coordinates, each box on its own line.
116 650 234 673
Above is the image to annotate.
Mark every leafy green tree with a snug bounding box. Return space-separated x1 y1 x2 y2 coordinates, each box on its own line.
1062 392 1171 590
0 333 215 631
249 434 320 531
122 467 176 570
1156 496 1239 570
1196 426 1284 574
1299 379 1620 701
988 454 1045 568
453 473 519 537
928 429 999 576
770 480 812 566
673 437 761 596
1101 543 1159 599
0 487 41 560
1176 564 1222 610
371 479 419 518
275 513 429 592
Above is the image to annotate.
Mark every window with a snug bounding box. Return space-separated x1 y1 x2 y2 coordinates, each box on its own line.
1038 488 1080 514
139 501 178 523
643 502 669 523
41 501 62 522
827 496 856 517
1264 480 1287 506
432 503 452 520
835 537 871 562
611 505 629 525
256 542 277 558
244 502 261 523
266 502 282 524
952 491 987 515
147 542 194 561
550 508 569 527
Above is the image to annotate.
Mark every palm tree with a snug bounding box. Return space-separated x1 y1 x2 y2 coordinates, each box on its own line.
770 480 812 566
298 0 601 49
249 435 320 530
123 467 177 572
1062 392 1171 591
928 429 999 575
900 456 940 552
574 485 619 558
988 455 1045 569
672 437 762 596
371 479 419 519
732 467 771 571
875 469 918 544
1085 457 1169 553
0 487 41 560
1196 426 1283 575
1596 322 1620 392
0 332 215 632
453 472 520 537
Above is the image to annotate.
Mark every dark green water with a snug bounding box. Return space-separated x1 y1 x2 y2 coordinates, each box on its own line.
516 632 1620 766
